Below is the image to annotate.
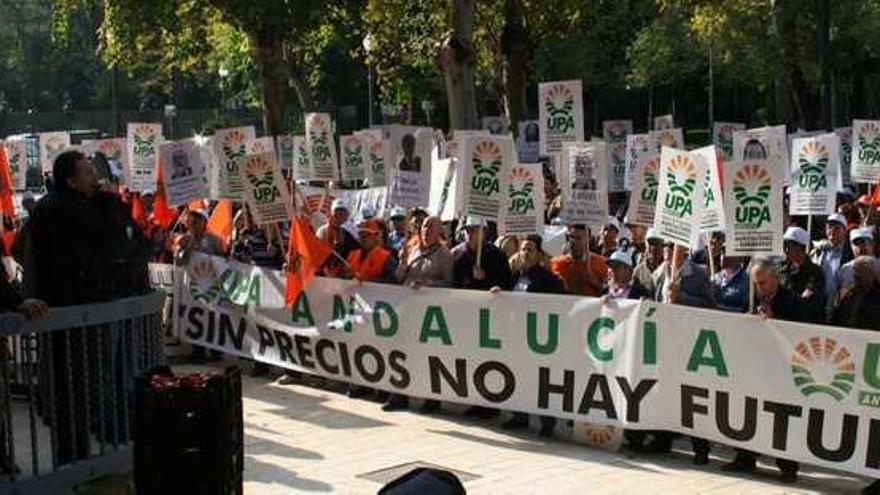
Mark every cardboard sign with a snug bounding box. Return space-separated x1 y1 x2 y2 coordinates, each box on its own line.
628 149 660 227
723 159 784 256
247 137 276 155
160 140 208 206
482 116 509 135
538 80 584 155
624 133 652 190
692 146 725 233
732 125 789 184
340 135 367 181
212 126 256 199
789 134 840 215
39 131 70 174
4 137 29 190
241 151 294 225
603 120 633 192
499 163 545 235
517 120 541 163
389 129 431 208
305 113 340 181
712 122 746 161
277 135 295 173
852 119 880 184
653 147 705 248
126 123 161 192
835 127 853 188
649 128 684 151
292 135 311 181
560 142 608 231
461 135 514 220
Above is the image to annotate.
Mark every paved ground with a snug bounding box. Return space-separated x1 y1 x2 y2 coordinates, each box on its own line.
175 359 871 495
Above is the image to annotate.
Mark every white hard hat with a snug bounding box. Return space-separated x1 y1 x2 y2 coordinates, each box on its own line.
783 226 810 247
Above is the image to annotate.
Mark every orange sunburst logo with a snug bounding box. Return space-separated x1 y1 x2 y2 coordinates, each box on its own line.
656 130 677 148
790 337 855 401
733 163 772 206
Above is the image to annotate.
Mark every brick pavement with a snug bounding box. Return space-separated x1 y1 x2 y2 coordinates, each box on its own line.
175 360 870 494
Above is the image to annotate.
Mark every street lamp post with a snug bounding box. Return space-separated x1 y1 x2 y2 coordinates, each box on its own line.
421 100 434 126
362 34 374 127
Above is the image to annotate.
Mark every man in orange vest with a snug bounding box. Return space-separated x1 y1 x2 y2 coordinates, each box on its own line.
345 219 398 283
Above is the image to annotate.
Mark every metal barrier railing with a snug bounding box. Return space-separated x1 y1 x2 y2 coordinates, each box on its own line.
0 292 165 495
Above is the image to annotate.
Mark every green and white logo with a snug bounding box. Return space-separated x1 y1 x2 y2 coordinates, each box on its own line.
791 337 855 402
733 164 772 228
797 141 829 193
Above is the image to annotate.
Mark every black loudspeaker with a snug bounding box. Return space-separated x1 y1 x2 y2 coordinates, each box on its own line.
378 468 467 495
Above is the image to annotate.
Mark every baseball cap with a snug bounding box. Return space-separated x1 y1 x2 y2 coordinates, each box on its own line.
358 219 383 235
850 227 874 243
826 213 847 227
361 205 376 219
141 189 155 197
331 198 349 212
389 206 407 219
605 216 621 233
608 251 633 268
462 216 485 229
783 226 810 247
646 228 664 243
858 195 872 206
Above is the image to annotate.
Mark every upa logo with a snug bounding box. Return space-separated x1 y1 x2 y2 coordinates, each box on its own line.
733 164 772 228
860 343 880 408
369 140 386 176
296 140 310 170
655 130 677 149
222 130 247 173
131 125 157 157
343 137 364 170
858 122 880 165
544 84 575 134
612 141 627 172
308 115 332 163
663 155 697 217
606 122 628 142
790 336 855 402
797 141 829 192
244 156 279 204
471 140 502 196
718 125 737 158
98 140 123 161
188 257 222 302
508 167 535 214
641 156 659 202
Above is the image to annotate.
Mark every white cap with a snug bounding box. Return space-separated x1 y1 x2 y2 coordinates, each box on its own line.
646 228 664 242
608 251 633 268
141 189 155 197
826 213 847 227
361 205 376 219
605 216 621 233
783 226 810 247
850 227 874 243
462 216 485 228
389 206 407 219
331 198 349 212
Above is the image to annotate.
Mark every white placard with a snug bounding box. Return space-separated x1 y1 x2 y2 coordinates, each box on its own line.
852 120 880 183
499 162 545 235
241 151 294 225
723 159 784 256
39 131 70 175
789 134 840 215
340 135 367 181
160 140 208 206
653 147 705 248
692 146 726 233
126 123 161 192
603 120 632 192
517 120 540 163
712 122 746 161
560 141 608 231
212 126 256 199
305 113 340 182
538 80 584 155
461 135 514 220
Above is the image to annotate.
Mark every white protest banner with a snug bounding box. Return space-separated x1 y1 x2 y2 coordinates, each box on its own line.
517 120 540 163
461 135 514 220
649 128 684 151
160 140 208 206
692 146 725 233
241 151 293 225
388 129 431 208
653 147 705 248
340 135 367 181
38 131 70 174
499 163 545 236
624 133 651 190
292 135 311 181
305 113 339 182
4 138 28 190
852 120 880 184
603 120 632 192
247 136 276 155
126 124 161 192
628 149 660 226
560 141 608 231
653 114 674 130
538 80 584 155
789 135 840 216
835 127 853 188
177 266 880 477
212 126 255 199
723 159 783 256
277 135 295 174
733 125 789 184
712 122 745 161
428 158 458 221
482 116 509 135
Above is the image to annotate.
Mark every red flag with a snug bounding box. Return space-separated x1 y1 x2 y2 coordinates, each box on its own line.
285 216 333 306
207 200 233 251
0 145 15 221
871 180 880 206
131 194 149 232
152 159 177 229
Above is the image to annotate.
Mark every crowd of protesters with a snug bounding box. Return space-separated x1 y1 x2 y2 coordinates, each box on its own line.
3 148 880 492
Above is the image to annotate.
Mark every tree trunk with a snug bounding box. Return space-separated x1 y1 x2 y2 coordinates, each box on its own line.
439 0 479 130
253 32 286 136
502 0 528 135
817 0 831 129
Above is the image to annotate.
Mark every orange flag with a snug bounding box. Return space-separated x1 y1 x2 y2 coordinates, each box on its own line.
871 179 880 206
207 199 233 251
131 194 149 232
152 160 177 229
0 144 14 255
285 216 333 306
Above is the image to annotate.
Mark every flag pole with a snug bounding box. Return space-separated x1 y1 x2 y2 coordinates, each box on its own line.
475 225 484 269
807 214 813 239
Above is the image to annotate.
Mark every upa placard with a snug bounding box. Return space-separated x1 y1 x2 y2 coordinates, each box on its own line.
127 123 161 192
241 151 294 225
835 127 853 188
712 122 745 161
628 149 660 226
852 120 880 183
461 136 514 220
292 135 311 182
213 126 256 199
790 134 840 215
305 113 340 182
692 146 726 233
340 135 367 181
723 159 783 256
560 141 608 231
653 147 705 248
624 133 652 190
649 128 684 151
538 80 584 155
4 137 29 190
160 139 208 207
602 120 633 192
39 131 70 175
499 163 545 236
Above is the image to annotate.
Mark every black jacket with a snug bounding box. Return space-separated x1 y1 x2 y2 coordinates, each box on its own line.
24 190 150 306
512 264 564 295
452 242 513 291
754 286 809 324
831 286 880 331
